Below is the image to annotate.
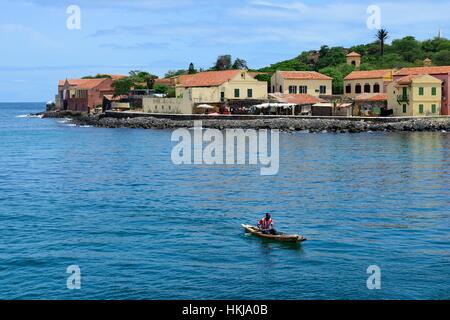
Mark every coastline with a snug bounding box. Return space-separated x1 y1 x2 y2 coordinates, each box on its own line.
40 110 450 133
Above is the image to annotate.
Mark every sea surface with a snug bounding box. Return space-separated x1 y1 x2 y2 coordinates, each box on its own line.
0 102 449 300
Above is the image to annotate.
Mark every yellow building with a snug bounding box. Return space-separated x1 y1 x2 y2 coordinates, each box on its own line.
388 74 442 116
344 69 394 97
143 70 268 114
270 71 332 96
175 70 268 103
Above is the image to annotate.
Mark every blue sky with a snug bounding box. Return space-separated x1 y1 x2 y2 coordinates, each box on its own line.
0 0 449 102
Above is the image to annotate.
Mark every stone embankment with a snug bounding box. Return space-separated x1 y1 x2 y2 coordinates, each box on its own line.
40 111 450 133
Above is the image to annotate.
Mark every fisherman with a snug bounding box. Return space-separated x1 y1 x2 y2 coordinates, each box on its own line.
258 213 276 235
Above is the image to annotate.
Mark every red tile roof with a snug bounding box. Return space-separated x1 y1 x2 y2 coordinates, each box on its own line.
345 69 394 80
177 70 242 87
354 93 388 102
278 71 332 80
271 93 324 105
395 66 450 76
346 51 361 57
394 74 442 86
58 78 108 89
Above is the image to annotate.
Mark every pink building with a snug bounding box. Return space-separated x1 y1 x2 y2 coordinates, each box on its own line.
394 66 450 115
57 75 125 113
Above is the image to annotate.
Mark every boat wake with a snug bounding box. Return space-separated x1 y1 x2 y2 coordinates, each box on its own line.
16 114 43 119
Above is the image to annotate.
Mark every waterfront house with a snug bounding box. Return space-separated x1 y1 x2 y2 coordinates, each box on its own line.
57 76 125 113
344 69 395 97
142 70 267 114
387 74 442 117
393 65 450 115
270 71 332 96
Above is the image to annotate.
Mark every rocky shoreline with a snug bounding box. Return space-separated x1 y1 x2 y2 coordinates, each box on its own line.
40 111 450 133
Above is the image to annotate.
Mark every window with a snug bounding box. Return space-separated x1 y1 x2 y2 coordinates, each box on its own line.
432 87 437 96
162 106 164 110
279 86 283 93
272 86 275 93
351 61 356 66
419 87 424 96
247 89 253 98
403 104 407 113
355 84 362 94
373 83 380 93
320 86 326 94
402 87 408 99
346 84 351 94
234 89 240 98
419 104 424 114
364 83 371 93
288 86 298 94
299 86 307 94
221 92 225 102
432 104 437 113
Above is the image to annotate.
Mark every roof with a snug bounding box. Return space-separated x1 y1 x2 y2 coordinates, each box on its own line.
394 74 442 86
270 93 325 105
395 66 450 76
277 71 332 80
346 51 361 57
354 93 388 102
58 78 108 89
177 70 242 87
345 69 394 80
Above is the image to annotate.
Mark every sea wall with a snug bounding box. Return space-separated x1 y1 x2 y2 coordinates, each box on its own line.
41 111 450 133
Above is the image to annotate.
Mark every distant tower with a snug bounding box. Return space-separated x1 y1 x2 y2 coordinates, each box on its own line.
346 52 361 69
438 28 443 39
423 58 433 67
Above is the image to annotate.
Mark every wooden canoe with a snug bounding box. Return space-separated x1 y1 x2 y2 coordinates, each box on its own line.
242 224 306 243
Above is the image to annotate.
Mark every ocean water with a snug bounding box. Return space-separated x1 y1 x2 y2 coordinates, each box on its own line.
0 102 449 300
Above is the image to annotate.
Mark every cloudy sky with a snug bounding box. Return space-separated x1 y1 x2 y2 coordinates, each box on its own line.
0 0 449 102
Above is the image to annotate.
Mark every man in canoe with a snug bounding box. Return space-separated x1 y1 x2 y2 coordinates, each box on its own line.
258 213 277 235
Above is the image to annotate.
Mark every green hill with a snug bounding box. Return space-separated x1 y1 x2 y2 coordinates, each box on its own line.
256 36 450 94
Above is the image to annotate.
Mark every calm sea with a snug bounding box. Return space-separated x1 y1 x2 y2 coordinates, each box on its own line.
0 102 449 300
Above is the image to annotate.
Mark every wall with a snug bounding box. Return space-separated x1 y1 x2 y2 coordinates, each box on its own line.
143 95 194 114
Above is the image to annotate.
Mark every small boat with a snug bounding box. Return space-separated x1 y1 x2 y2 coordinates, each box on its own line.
242 224 306 243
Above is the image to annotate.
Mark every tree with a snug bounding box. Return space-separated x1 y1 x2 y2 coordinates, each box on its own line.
214 55 232 70
232 58 248 70
112 78 133 96
165 69 187 78
188 63 196 74
154 84 169 94
434 50 450 65
391 36 422 63
376 29 389 56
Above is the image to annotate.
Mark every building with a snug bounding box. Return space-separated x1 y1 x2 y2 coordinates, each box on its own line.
346 52 361 69
393 65 450 115
57 75 125 113
354 93 390 116
270 71 332 96
344 69 395 97
143 70 268 115
175 69 268 103
387 74 442 116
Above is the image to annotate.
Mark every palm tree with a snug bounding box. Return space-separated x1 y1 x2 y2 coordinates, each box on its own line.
376 29 389 56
